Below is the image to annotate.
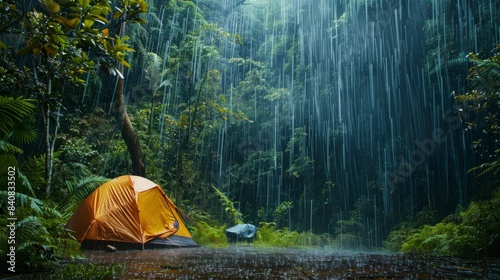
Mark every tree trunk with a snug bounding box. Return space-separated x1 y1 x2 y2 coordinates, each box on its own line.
113 20 145 177
114 73 146 177
43 104 51 195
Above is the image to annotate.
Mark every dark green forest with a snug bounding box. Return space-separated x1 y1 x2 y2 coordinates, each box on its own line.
1 0 499 272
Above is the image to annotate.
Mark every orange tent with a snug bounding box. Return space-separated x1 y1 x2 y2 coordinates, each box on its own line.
65 175 198 248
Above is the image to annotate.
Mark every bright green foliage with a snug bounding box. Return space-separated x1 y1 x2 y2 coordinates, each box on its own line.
384 228 418 252
401 223 478 256
402 188 500 256
254 222 331 248
190 221 228 248
255 222 300 248
383 207 438 252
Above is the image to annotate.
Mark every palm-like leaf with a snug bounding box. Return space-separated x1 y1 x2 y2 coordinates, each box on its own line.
4 121 39 147
64 174 108 213
0 96 36 137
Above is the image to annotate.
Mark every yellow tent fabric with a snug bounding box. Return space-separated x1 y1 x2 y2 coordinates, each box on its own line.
65 175 198 247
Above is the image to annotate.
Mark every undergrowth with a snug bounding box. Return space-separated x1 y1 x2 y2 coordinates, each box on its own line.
190 221 228 247
190 220 333 248
254 222 331 248
401 187 500 257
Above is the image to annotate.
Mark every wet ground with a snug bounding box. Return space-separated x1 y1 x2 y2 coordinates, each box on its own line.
3 246 499 279
80 246 500 279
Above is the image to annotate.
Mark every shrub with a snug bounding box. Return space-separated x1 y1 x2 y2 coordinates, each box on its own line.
190 221 228 247
255 222 299 247
401 188 500 257
401 223 477 256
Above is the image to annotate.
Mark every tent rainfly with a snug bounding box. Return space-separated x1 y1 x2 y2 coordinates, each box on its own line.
65 175 198 249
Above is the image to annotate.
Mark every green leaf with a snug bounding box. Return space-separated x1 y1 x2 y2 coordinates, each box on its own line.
113 9 123 19
54 14 80 29
16 45 37 56
83 18 95 28
43 43 58 55
117 59 131 68
78 0 91 9
45 0 61 13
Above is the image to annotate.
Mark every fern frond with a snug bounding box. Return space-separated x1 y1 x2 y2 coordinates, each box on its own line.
16 216 52 246
469 158 500 176
0 139 24 154
17 169 38 198
64 174 108 213
212 185 243 225
20 154 47 191
0 96 35 137
0 190 43 214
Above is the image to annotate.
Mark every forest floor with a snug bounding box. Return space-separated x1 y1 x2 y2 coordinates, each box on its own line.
3 246 500 279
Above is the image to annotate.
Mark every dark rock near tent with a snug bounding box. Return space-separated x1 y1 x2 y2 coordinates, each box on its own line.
226 224 256 242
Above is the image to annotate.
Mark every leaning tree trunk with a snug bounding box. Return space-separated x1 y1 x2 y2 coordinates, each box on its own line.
114 70 146 177
114 21 146 177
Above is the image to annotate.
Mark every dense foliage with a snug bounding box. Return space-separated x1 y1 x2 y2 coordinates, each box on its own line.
1 0 499 274
398 36 500 258
402 188 500 256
